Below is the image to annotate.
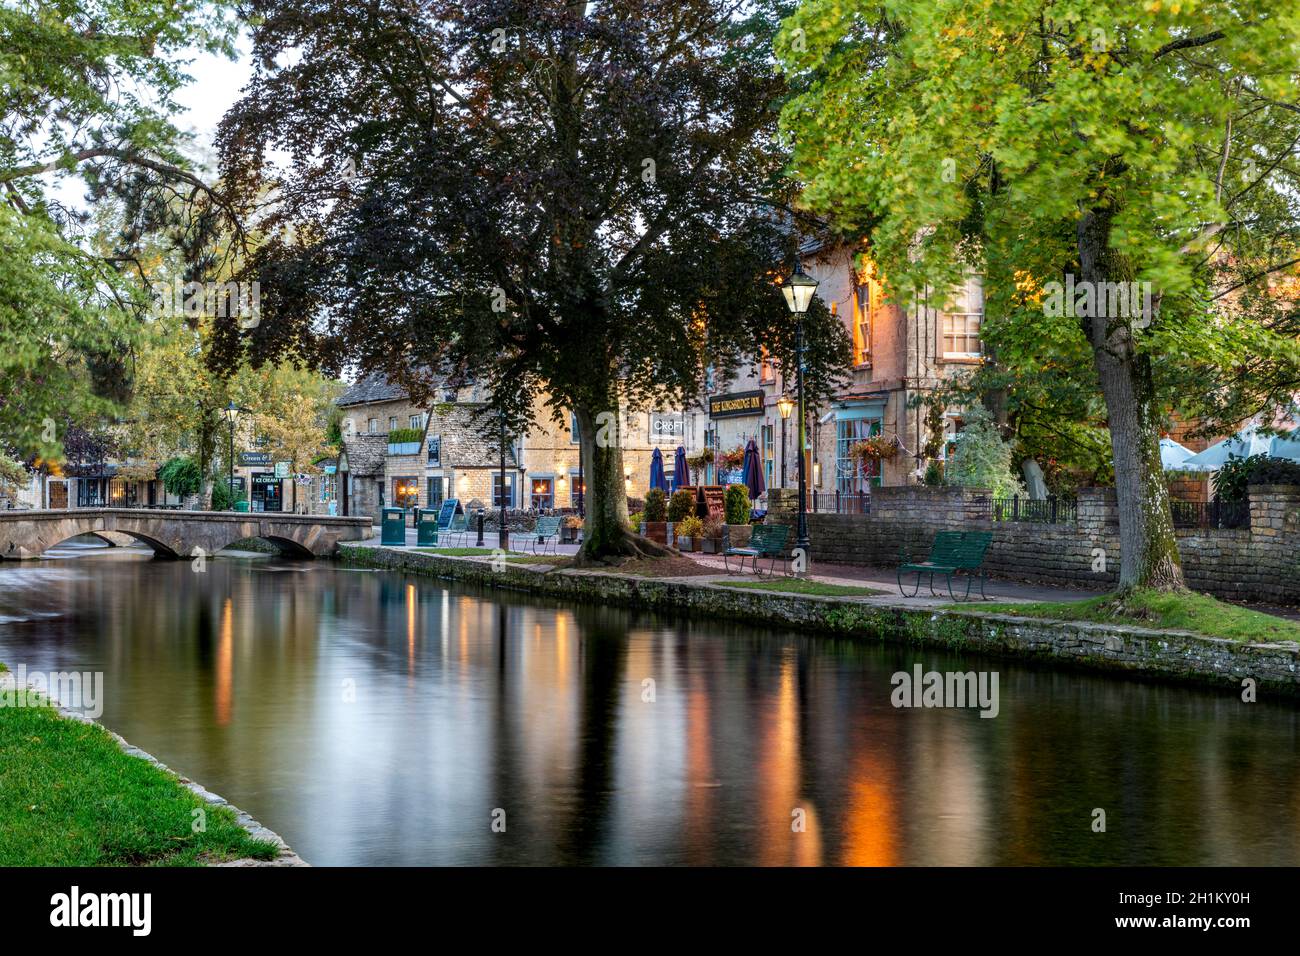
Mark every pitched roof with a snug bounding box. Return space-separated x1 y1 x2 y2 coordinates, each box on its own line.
340 433 389 476
337 373 409 407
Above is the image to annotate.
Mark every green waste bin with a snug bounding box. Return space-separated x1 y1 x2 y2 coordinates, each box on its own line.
234 500 250 513
381 507 406 546
417 509 440 546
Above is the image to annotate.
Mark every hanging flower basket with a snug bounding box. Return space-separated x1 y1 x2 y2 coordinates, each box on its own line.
717 446 746 470
850 435 899 465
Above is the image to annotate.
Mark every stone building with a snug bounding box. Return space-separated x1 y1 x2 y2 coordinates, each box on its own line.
334 373 714 520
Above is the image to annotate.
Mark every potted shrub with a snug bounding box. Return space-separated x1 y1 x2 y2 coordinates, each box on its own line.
666 487 695 543
562 514 584 543
675 515 704 552
722 483 752 546
700 515 726 554
387 426 424 456
643 488 668 544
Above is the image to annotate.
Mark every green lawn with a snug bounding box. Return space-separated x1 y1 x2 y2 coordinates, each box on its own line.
971 588 1300 643
415 547 497 556
0 685 279 866
712 578 885 597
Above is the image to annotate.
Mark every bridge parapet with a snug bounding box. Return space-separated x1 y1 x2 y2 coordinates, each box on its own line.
0 509 373 560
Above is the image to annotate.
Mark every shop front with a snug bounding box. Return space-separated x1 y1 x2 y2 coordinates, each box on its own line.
250 473 284 512
706 389 765 486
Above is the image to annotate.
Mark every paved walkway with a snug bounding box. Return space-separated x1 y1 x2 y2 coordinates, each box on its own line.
356 527 1105 608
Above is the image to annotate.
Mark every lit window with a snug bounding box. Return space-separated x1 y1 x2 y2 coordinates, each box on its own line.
392 477 419 509
759 347 774 383
942 276 983 359
531 478 554 511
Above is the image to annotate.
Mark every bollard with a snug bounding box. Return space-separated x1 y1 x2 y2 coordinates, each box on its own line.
475 509 485 547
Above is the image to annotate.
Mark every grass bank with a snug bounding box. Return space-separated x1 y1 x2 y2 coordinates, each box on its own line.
973 588 1300 643
0 682 279 866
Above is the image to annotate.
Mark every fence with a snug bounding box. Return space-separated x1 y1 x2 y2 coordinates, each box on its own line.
1170 498 1250 529
810 491 871 515
984 495 1078 524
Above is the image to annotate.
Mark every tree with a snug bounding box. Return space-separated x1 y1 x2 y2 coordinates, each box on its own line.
778 0 1300 591
215 0 851 559
945 404 1024 499
0 0 241 455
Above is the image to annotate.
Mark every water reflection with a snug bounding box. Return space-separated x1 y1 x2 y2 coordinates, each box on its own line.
0 552 1297 866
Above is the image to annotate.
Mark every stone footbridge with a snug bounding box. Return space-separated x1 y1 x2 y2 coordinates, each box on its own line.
0 509 372 560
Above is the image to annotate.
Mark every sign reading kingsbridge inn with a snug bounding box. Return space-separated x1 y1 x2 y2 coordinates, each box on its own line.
708 390 764 419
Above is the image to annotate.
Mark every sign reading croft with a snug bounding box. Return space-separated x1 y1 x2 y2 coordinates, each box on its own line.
708 390 764 418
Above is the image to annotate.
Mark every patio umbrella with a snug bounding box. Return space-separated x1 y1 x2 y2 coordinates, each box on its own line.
648 447 669 493
742 437 766 500
673 445 690 488
1180 425 1274 471
1159 437 1194 470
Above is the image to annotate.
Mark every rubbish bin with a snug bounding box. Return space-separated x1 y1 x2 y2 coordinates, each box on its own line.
234 500 250 513
381 507 406 546
417 509 441 546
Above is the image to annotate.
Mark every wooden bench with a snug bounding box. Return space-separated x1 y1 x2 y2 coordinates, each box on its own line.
897 530 993 601
531 515 563 554
723 524 791 576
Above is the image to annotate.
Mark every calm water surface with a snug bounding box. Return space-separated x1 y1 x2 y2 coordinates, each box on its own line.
1 542 1297 866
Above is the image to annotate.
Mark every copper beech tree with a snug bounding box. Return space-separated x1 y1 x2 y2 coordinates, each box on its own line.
214 0 850 559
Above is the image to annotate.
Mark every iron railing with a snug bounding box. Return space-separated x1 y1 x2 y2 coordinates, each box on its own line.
1170 499 1250 530
810 491 872 515
987 495 1077 524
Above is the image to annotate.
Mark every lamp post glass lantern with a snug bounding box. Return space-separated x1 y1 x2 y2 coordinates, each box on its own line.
223 402 241 510
782 269 818 562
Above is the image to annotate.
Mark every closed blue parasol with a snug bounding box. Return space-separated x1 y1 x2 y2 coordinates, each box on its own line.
673 445 690 488
742 437 766 500
648 447 669 492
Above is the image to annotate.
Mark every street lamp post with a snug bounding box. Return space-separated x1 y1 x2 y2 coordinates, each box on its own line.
781 268 819 565
776 394 794 490
498 409 509 550
222 402 241 510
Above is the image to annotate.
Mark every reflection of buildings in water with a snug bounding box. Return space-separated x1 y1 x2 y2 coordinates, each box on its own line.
216 597 233 726
758 650 823 866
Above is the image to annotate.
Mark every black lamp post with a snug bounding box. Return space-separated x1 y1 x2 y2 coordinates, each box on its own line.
498 408 509 549
222 402 241 510
776 394 794 489
781 268 819 563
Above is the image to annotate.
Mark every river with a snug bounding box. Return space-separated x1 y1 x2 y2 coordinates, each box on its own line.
0 541 1296 865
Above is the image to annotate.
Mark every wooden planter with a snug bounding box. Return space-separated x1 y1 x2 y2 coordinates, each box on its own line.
700 537 723 554
677 536 697 552
644 521 668 545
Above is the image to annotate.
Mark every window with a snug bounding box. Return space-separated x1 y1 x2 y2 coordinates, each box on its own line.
492 474 515 508
427 477 443 508
758 347 775 383
342 418 354 435
367 418 378 433
531 477 554 511
570 411 581 444
318 474 334 503
392 476 419 509
762 424 774 489
443 388 457 403
942 276 983 359
409 413 425 430
836 418 880 494
388 416 399 431
569 470 585 508
852 278 876 365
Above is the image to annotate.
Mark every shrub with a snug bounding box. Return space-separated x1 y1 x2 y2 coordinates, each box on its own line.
1213 453 1260 502
158 456 202 498
643 487 667 522
1247 455 1300 487
627 511 644 528
924 460 944 486
667 488 696 522
210 478 246 511
724 484 751 524
702 515 725 539
387 427 424 445
676 515 704 538
944 404 1024 498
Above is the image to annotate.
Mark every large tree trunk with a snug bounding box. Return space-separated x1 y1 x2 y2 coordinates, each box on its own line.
573 403 671 562
1079 202 1185 592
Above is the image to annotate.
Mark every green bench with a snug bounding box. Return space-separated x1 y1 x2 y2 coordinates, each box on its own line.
723 524 792 576
531 515 563 555
897 530 993 601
